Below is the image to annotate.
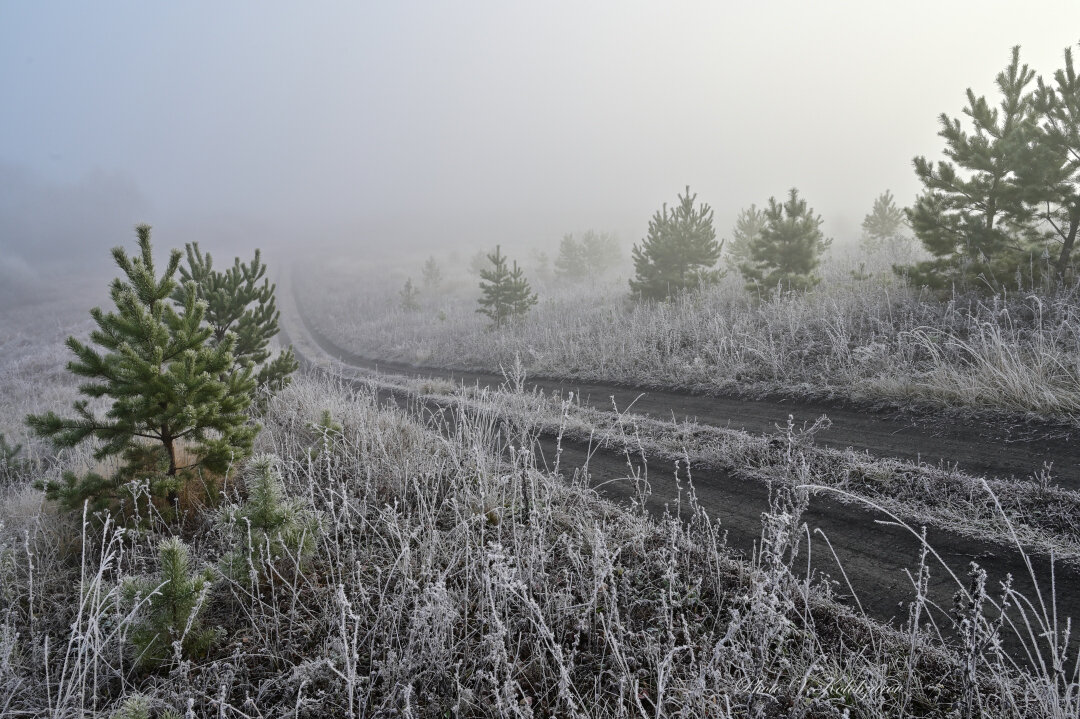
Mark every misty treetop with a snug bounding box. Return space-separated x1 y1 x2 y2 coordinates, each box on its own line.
421 255 443 289
554 230 621 281
724 204 766 275
630 186 723 301
905 43 1080 290
861 190 909 253
476 245 537 327
739 188 831 296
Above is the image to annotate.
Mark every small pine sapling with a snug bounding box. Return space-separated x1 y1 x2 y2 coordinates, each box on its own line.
121 537 218 670
580 230 621 274
630 187 723 300
306 409 343 462
0 433 27 484
421 256 443 289
218 455 318 585
476 245 537 327
740 188 831 296
553 234 587 281
109 694 182 719
399 277 421 311
860 190 909 251
724 205 766 275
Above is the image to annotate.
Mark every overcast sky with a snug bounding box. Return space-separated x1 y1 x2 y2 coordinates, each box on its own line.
3 1 1080 274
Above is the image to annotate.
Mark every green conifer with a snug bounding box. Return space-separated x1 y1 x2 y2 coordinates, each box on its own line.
630 187 722 300
860 190 909 252
903 47 1043 290
399 277 420 311
724 205 766 275
740 188 831 295
0 433 26 484
555 231 621 282
476 245 537 327
121 536 217 670
218 455 318 584
110 694 181 719
27 226 258 483
421 256 443 289
1030 43 1080 280
553 234 588 281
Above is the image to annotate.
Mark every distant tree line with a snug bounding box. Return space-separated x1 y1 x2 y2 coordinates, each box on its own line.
419 42 1080 332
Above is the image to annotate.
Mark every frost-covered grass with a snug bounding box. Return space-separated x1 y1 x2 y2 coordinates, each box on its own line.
294 248 1080 423
3 371 1078 717
2 265 1078 716
447 371 1080 567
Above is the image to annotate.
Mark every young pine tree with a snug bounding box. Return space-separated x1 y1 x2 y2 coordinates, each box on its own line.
556 231 621 282
0 433 26 485
110 694 182 719
218 455 318 585
1030 43 1080 281
724 205 767 275
630 186 723 300
421 256 443 289
860 190 909 252
740 188 831 295
26 227 258 496
172 243 298 397
399 277 420 311
553 234 588 281
580 230 621 273
476 245 537 327
904 47 1043 290
121 536 217 670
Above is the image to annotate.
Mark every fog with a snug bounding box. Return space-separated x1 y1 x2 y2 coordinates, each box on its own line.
3 1 1080 284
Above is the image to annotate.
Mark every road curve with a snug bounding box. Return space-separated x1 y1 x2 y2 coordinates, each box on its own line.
284 284 1080 663
293 293 1080 492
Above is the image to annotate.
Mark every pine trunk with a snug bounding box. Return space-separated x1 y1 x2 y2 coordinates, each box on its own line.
1054 209 1080 279
163 430 177 476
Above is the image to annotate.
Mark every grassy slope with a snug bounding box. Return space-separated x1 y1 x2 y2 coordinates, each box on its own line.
4 373 1078 717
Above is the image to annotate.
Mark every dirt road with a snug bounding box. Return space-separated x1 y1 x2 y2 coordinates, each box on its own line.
286 293 1080 662
295 300 1080 491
